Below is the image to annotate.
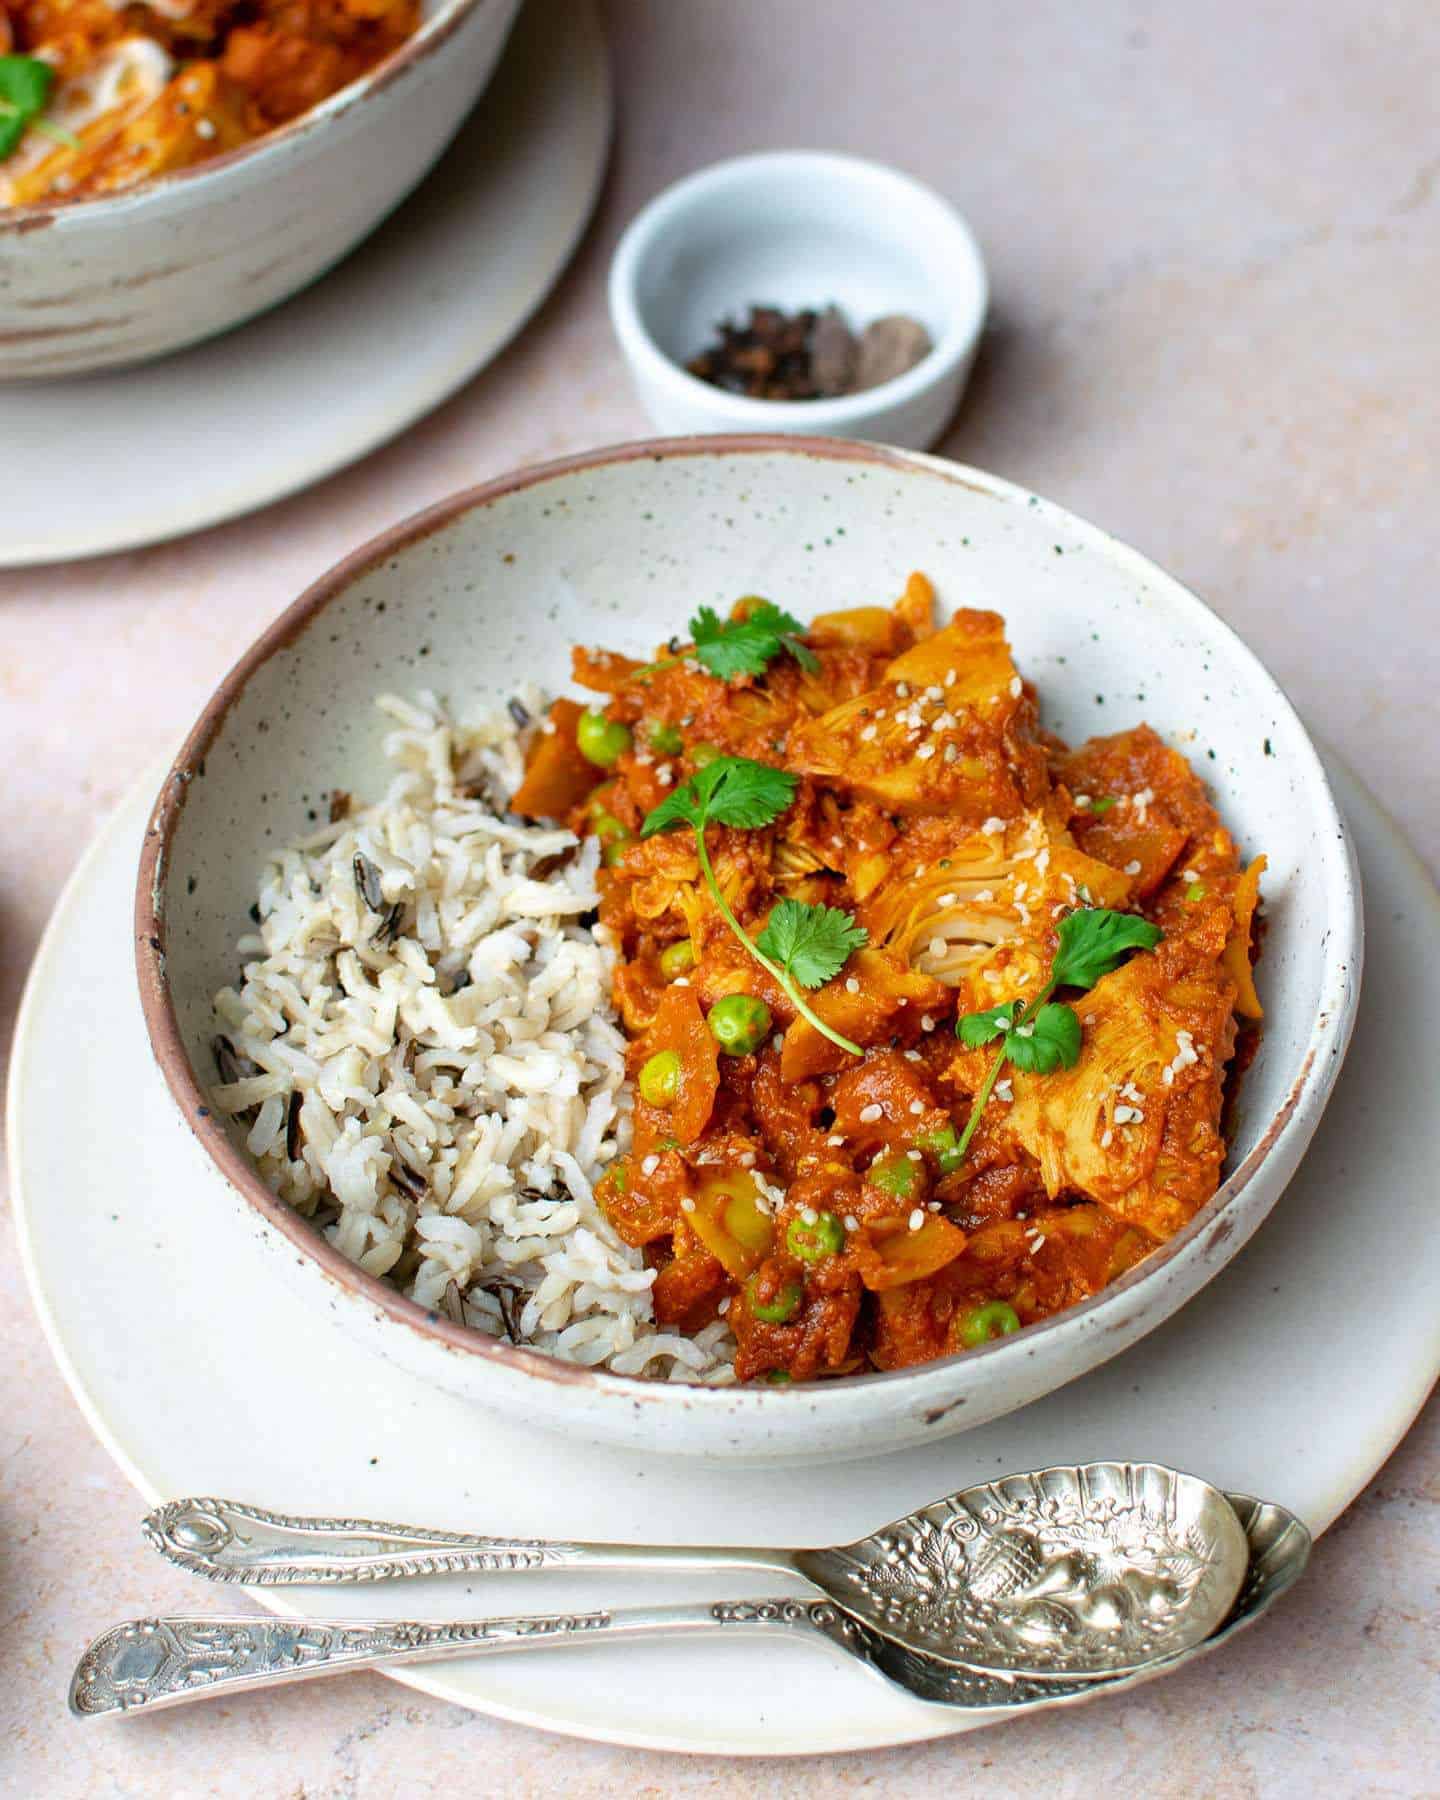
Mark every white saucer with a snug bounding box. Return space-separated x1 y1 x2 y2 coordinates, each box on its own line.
11 753 1440 1755
0 1 611 569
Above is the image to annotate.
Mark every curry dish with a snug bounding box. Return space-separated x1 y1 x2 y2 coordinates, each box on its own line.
510 577 1264 1385
0 0 418 205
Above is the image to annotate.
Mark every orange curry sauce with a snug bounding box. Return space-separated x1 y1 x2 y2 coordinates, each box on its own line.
1 0 419 204
511 577 1264 1384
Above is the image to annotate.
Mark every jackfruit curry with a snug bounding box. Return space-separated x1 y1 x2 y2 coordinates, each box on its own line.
0 0 419 206
511 577 1265 1384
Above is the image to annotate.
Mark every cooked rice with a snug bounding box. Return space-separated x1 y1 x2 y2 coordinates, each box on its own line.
209 691 736 1384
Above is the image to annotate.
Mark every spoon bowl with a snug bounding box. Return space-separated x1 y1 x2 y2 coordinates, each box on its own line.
798 1461 1251 1680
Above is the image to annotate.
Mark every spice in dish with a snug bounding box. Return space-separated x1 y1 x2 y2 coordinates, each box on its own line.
686 304 933 401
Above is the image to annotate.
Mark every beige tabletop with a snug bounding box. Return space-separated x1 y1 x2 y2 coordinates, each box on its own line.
4 2 1438 1793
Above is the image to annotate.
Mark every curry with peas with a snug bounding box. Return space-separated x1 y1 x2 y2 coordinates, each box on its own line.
510 576 1264 1384
0 0 418 205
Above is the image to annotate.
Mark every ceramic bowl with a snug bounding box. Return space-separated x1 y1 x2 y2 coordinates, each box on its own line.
608 152 988 450
136 436 1361 1465
0 0 519 380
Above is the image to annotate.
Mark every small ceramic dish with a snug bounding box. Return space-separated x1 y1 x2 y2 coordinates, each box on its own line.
608 152 988 449
0 0 520 379
136 435 1361 1464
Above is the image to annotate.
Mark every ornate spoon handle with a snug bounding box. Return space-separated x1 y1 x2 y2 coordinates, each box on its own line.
70 1601 830 1717
143 1497 796 1585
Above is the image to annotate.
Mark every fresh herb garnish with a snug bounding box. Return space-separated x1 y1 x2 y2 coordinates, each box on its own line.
638 600 819 683
755 897 868 991
0 56 79 159
1086 794 1119 815
641 756 865 1055
958 999 1081 1073
951 906 1164 1163
692 600 819 679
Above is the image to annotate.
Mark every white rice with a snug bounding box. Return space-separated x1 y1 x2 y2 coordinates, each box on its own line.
210 690 735 1384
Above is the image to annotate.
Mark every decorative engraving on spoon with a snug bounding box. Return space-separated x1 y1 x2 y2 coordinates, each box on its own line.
143 1497 569 1584
807 1462 1245 1677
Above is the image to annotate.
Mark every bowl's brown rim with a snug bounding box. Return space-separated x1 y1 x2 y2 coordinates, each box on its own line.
0 0 493 235
134 432 1352 1402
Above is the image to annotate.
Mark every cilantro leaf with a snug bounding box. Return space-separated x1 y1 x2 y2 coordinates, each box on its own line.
957 1001 1019 1047
0 55 56 160
755 899 868 990
689 600 819 681
1087 795 1119 815
1051 907 1164 990
1002 1003 1082 1074
637 755 859 1057
640 755 797 839
951 906 1162 1166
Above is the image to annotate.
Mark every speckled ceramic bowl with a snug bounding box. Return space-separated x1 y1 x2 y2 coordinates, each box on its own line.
136 437 1362 1464
0 0 519 379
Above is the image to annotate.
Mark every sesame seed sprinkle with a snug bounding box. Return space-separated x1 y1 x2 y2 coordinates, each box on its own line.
908 1208 924 1231
859 1103 883 1124
641 1154 659 1176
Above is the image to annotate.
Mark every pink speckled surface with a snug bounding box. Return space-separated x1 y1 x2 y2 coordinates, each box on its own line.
3 1 1438 1792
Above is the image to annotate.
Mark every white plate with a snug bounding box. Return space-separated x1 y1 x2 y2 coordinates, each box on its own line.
0 1 610 569
11 752 1439 1754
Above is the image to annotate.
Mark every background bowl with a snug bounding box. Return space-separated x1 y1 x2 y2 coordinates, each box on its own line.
0 0 519 380
608 152 988 449
137 436 1361 1464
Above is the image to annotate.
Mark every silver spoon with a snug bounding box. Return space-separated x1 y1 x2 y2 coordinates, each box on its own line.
144 1461 1250 1681
73 1494 1307 1719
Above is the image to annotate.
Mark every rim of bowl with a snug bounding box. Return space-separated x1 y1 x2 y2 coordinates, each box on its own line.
607 151 990 427
135 433 1361 1408
0 0 487 232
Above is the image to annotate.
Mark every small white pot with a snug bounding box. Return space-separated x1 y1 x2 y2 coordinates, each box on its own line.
0 0 519 380
609 152 989 450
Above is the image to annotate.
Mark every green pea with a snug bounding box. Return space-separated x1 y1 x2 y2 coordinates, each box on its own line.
690 742 723 769
869 1151 919 1198
747 1274 803 1324
786 1211 845 1261
638 1049 682 1107
659 939 696 979
646 720 684 755
592 810 634 867
577 709 633 768
707 993 772 1056
920 1123 965 1176
957 1300 1021 1348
